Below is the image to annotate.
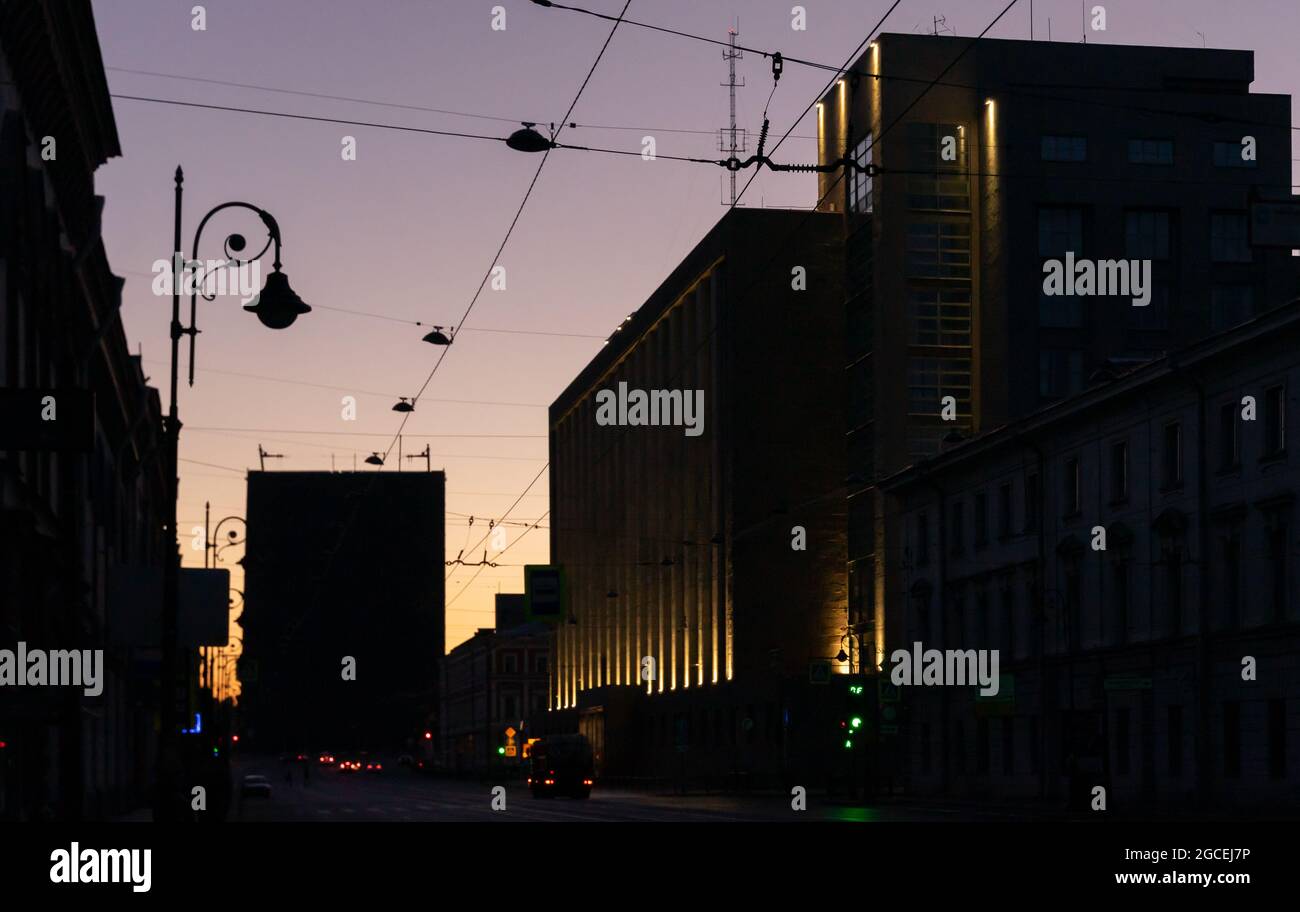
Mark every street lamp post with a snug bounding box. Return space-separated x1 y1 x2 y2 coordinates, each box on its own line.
156 166 309 821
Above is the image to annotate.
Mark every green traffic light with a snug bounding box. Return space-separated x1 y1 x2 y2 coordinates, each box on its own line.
849 685 864 695
843 739 854 749
497 746 506 755
851 716 863 729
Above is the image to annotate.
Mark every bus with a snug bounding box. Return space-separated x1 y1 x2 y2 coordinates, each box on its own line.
527 734 595 799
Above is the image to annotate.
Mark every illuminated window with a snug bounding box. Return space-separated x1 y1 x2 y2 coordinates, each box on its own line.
1128 138 1173 164
849 133 873 214
1040 135 1087 162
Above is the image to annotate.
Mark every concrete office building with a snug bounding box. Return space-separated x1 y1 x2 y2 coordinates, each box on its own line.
879 300 1300 808
815 34 1300 705
549 207 846 785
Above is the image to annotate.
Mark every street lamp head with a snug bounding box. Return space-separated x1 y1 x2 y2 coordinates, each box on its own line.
244 267 310 330
392 398 415 413
364 453 384 466
506 124 555 153
422 326 452 346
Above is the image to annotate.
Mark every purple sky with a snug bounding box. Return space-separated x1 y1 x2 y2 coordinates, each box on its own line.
90 0 1300 658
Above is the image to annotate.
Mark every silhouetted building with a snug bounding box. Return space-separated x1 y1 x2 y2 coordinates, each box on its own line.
0 0 167 819
239 471 444 753
815 35 1300 744
549 207 846 785
439 599 550 774
879 300 1300 808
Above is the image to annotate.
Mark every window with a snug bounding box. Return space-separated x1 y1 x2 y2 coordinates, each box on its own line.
1264 385 1286 456
998 482 1013 538
976 589 990 647
534 654 549 674
908 357 971 417
1039 291 1083 328
906 122 969 210
1110 440 1129 502
1218 401 1240 472
1112 561 1129 646
1125 210 1171 260
1211 285 1254 330
502 694 518 719
908 287 971 347
1167 705 1184 777
974 491 988 546
1063 456 1081 516
1025 473 1040 532
1223 701 1241 778
1115 708 1131 775
1166 547 1184 635
1213 140 1255 168
1268 520 1288 623
951 500 965 555
916 511 930 567
1162 422 1183 488
1029 716 1041 774
849 133 873 214
1127 138 1173 165
1039 349 1084 400
1221 531 1241 629
1038 207 1084 256
1210 212 1252 262
1040 135 1087 162
906 220 972 278
1001 719 1014 775
1130 283 1170 332
1268 699 1286 779
1001 586 1016 657
501 653 518 674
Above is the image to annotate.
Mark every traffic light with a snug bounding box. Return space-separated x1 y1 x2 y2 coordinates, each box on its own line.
837 675 869 749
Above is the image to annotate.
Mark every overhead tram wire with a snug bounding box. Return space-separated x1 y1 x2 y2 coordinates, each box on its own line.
731 0 905 208
275 4 633 643
446 510 550 609
106 65 818 141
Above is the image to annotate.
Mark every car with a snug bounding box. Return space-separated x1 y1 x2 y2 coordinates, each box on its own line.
317 752 336 765
240 774 272 799
337 757 361 773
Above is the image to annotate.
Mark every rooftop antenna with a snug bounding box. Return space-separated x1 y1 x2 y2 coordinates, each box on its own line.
1030 0 1034 39
257 444 284 471
406 444 432 473
1195 30 1205 47
1080 2 1086 42
719 20 745 206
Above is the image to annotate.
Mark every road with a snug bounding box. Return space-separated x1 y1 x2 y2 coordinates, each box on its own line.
230 756 1041 822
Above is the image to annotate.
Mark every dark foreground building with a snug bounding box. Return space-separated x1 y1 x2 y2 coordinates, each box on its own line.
814 34 1300 785
0 0 167 820
549 207 847 786
879 300 1300 810
239 471 445 754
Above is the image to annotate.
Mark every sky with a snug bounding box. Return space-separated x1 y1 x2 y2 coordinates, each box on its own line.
88 0 1300 677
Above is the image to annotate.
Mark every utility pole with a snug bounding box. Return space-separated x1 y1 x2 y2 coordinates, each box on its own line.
257 444 284 471
719 24 745 206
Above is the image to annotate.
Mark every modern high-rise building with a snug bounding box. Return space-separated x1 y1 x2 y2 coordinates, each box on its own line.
549 207 846 784
816 34 1300 700
239 471 445 753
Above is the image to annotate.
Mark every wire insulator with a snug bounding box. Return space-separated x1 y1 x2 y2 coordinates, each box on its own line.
771 52 784 81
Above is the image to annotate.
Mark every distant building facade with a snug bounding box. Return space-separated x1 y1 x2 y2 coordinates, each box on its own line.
549 208 847 786
879 301 1300 808
440 594 549 772
0 0 167 819
239 471 445 753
